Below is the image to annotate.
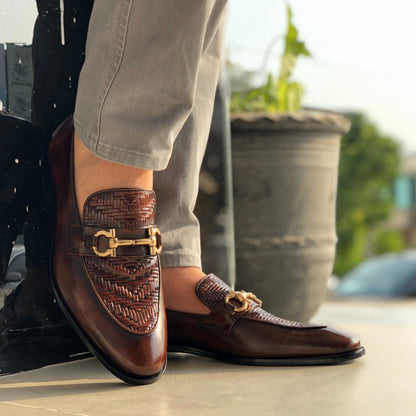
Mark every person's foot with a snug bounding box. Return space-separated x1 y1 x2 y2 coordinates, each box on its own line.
46 116 167 384
71 118 364 369
166 274 365 366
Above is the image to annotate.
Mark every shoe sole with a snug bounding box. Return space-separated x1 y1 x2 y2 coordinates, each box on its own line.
42 152 166 385
168 345 365 366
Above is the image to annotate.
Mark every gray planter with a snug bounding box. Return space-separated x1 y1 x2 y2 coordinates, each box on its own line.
231 111 350 322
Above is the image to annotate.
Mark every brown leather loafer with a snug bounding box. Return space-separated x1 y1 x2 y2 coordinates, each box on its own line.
167 275 365 365
45 116 167 384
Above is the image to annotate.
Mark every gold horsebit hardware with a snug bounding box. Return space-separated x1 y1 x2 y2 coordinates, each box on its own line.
224 290 262 314
92 227 162 257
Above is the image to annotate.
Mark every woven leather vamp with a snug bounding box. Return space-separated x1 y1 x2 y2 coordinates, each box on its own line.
84 189 156 229
197 275 321 329
85 256 160 334
82 189 160 335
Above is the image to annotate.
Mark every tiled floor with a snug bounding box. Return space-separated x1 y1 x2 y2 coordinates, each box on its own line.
0 300 415 416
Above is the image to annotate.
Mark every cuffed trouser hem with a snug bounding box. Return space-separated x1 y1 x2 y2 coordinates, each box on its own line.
74 118 171 171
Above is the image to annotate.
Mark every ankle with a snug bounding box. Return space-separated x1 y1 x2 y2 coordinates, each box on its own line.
162 267 209 314
73 131 153 216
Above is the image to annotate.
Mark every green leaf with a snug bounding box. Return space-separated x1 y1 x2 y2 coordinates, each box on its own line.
230 4 310 113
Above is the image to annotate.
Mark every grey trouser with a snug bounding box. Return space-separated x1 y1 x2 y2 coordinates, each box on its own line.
73 0 227 268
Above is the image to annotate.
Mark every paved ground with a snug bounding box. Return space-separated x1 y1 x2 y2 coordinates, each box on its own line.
0 299 415 416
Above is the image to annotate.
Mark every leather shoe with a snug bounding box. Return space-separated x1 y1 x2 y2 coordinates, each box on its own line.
167 274 364 365
45 116 167 384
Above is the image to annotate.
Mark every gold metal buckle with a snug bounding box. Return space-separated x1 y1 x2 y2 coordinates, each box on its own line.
92 226 162 257
224 290 262 314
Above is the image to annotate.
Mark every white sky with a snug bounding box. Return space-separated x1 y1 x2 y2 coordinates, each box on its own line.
227 0 416 155
1 0 415 154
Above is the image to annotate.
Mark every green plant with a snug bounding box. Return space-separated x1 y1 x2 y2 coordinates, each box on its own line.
230 4 311 113
372 229 405 255
334 113 401 275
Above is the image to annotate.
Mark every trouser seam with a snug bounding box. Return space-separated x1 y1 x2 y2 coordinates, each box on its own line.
93 0 133 153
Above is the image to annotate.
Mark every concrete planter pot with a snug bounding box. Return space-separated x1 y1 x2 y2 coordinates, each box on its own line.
231 111 350 322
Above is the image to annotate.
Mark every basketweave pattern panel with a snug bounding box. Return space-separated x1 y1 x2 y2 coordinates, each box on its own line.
244 308 310 328
198 275 311 328
85 255 160 334
197 275 230 310
84 190 156 229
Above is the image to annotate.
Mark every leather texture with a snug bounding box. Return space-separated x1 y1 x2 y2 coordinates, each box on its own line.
47 115 167 383
167 274 364 365
82 191 160 335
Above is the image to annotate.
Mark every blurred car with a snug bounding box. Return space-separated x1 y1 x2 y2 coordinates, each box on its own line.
335 251 416 298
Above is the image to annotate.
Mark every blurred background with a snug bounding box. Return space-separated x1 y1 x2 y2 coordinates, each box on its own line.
227 0 416 297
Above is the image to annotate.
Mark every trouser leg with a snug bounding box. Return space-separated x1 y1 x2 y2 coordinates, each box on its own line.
74 0 227 170
155 15 226 268
74 0 227 268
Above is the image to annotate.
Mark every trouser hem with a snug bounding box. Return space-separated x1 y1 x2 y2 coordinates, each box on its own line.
74 117 171 170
